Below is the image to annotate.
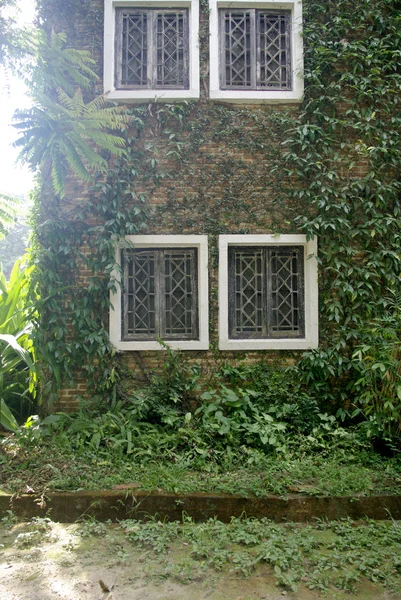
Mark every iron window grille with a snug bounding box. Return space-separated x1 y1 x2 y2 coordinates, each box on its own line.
121 248 199 341
115 8 189 90
219 9 291 90
228 246 304 339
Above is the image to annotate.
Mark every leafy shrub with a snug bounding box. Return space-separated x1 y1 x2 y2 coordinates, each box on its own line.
0 259 36 430
120 345 200 425
352 295 401 439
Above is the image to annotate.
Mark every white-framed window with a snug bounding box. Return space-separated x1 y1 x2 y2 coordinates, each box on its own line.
110 235 209 350
209 0 304 103
104 0 200 102
218 234 318 349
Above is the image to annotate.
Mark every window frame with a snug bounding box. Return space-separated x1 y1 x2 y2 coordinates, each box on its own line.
209 0 304 103
219 9 292 91
115 8 190 90
104 0 200 102
110 235 209 350
219 234 318 350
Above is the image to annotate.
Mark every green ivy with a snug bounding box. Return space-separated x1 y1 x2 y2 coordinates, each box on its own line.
281 0 401 412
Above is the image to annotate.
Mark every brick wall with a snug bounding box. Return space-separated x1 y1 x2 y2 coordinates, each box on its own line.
41 0 370 410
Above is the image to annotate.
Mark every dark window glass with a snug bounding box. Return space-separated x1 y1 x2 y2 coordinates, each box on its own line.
121 248 198 340
220 9 291 91
228 246 304 338
115 9 189 89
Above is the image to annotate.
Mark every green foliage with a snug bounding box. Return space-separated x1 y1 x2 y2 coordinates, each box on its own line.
279 0 401 424
123 345 200 425
13 32 127 197
119 516 401 594
29 129 149 405
0 193 19 238
0 201 30 278
0 259 36 429
26 0 401 433
351 293 401 437
0 0 25 75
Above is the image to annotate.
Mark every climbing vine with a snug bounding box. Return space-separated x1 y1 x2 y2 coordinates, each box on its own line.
281 0 401 414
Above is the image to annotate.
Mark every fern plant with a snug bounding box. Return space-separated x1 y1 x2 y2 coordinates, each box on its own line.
12 32 127 197
0 193 18 238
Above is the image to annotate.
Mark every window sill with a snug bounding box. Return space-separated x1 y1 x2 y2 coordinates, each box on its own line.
209 88 303 104
106 89 200 103
110 339 209 351
218 337 318 351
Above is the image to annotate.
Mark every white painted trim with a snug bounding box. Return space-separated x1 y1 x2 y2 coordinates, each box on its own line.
104 0 200 102
209 0 304 104
110 235 209 350
218 234 318 350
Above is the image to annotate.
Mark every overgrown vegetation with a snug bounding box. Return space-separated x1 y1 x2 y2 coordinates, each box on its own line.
287 0 401 436
1 358 400 498
1 0 401 495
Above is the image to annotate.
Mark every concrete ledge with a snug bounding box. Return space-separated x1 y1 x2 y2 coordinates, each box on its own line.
1 490 401 523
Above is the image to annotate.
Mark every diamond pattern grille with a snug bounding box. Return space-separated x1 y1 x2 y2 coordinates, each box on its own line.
156 13 185 87
220 9 291 90
233 250 263 333
120 12 148 86
229 246 304 339
124 251 156 337
165 252 195 335
270 249 301 332
222 11 252 87
115 9 188 90
122 248 198 341
259 13 289 88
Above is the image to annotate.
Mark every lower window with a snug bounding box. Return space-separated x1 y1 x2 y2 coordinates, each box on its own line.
229 245 304 339
122 247 198 341
110 235 209 351
219 235 318 350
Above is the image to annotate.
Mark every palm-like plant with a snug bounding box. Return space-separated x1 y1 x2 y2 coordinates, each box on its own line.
14 88 126 197
0 259 36 431
12 32 128 197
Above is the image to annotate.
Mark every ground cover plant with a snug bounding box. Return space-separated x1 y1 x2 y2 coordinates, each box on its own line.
1 513 401 599
1 360 401 498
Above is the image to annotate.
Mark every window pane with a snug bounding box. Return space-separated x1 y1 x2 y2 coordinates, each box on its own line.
219 9 291 91
270 248 303 333
156 12 186 87
123 250 156 338
258 12 291 89
229 248 264 337
116 9 188 90
120 11 148 86
228 246 305 340
221 10 252 88
164 250 197 337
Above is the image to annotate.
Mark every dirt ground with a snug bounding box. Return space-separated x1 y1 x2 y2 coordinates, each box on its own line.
0 520 399 600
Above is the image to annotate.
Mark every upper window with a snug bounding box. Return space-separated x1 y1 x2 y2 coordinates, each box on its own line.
110 235 208 350
104 1 200 102
115 8 189 90
220 9 291 91
210 0 303 103
219 235 318 350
